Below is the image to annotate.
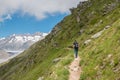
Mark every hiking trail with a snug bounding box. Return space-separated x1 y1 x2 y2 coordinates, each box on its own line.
69 57 81 80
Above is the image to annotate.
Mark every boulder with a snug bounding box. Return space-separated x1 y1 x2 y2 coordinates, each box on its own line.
107 54 112 59
91 31 103 39
99 20 103 24
102 3 117 15
52 58 61 63
76 16 80 23
104 25 111 29
84 39 92 45
79 29 84 35
38 77 44 80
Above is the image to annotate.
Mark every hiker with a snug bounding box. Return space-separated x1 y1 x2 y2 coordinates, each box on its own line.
73 40 79 58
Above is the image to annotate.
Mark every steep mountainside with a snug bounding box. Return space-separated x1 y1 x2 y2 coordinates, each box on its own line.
0 0 120 80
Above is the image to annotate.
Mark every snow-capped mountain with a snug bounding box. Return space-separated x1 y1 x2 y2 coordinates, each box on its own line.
0 32 48 51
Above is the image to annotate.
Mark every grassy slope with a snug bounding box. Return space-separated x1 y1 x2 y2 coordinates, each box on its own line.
0 0 120 80
80 19 120 80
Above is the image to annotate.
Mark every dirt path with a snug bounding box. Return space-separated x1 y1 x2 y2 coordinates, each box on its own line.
69 57 81 80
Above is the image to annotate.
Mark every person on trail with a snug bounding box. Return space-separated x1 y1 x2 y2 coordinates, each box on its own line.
73 40 79 58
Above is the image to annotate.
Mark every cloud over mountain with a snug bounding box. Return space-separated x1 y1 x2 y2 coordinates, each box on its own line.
0 0 86 22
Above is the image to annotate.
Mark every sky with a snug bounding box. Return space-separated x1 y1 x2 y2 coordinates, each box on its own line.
0 0 86 38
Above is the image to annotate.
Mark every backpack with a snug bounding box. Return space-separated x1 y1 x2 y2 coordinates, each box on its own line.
74 42 78 48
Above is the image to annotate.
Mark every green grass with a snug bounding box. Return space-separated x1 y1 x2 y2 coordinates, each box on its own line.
44 49 73 80
79 19 120 80
0 0 120 80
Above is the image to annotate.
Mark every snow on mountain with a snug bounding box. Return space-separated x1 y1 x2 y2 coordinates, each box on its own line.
0 38 5 41
0 32 48 51
0 32 48 64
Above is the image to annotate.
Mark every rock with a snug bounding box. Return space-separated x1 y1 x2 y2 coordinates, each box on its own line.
38 77 44 80
104 25 111 29
91 25 111 39
52 58 61 63
113 67 120 73
94 24 98 27
107 54 112 59
84 39 92 45
100 64 106 69
76 16 80 23
91 31 104 39
80 29 84 33
77 1 92 8
79 29 84 35
94 65 99 70
99 20 103 24
116 0 120 2
102 3 117 15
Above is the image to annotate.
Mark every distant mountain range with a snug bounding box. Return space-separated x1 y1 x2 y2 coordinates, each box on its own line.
0 32 47 51
0 32 47 63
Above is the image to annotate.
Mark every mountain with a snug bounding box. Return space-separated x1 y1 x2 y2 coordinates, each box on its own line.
0 32 48 51
0 50 9 59
0 32 47 64
0 0 120 80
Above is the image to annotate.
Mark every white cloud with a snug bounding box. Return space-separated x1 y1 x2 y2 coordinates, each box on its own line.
0 0 86 22
0 14 12 22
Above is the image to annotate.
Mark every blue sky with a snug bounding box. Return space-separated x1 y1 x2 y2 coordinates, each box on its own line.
0 0 84 38
0 13 67 37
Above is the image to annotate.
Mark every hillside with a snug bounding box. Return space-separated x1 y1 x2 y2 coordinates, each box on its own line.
0 0 120 80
